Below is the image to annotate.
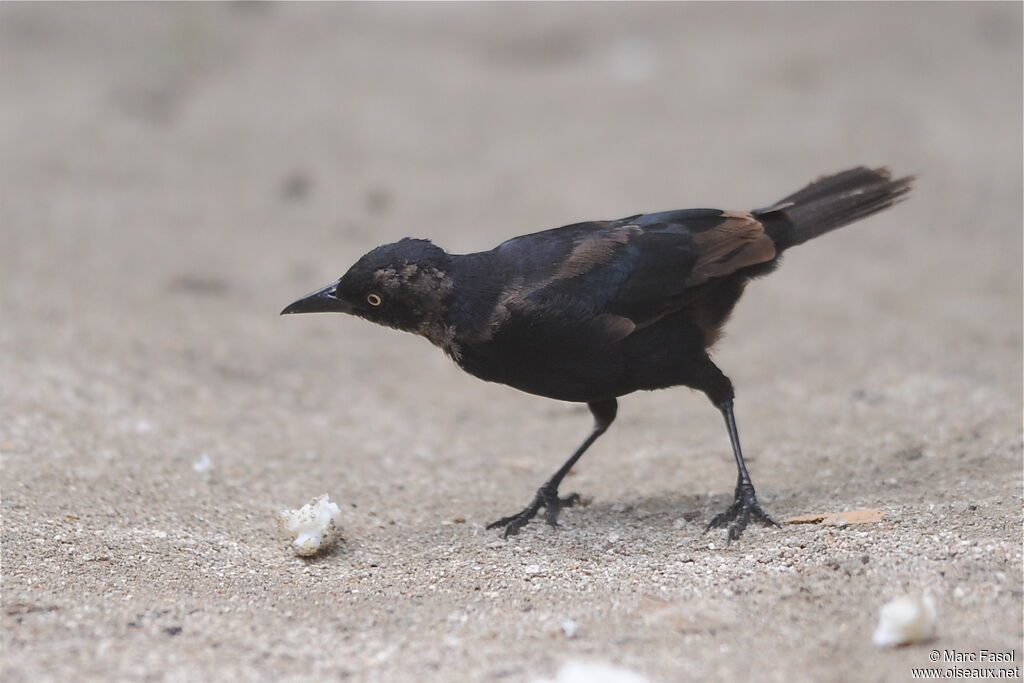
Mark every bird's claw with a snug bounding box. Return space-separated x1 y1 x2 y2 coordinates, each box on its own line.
705 484 778 543
486 488 581 538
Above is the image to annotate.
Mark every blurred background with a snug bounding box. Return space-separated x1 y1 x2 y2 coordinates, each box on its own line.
2 3 1021 682
4 2 1020 410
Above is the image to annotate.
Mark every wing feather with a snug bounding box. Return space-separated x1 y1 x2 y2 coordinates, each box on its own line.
491 209 776 341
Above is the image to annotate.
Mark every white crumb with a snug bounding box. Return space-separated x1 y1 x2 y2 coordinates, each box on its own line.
560 619 579 638
531 660 651 683
872 594 937 646
278 494 344 556
191 454 213 473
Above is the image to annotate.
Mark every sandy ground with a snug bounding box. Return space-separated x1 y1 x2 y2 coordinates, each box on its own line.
2 3 1022 682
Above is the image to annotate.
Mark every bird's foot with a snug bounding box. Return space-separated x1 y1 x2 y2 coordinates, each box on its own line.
705 483 778 543
486 487 581 538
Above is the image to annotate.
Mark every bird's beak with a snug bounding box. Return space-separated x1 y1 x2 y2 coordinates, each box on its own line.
280 282 352 315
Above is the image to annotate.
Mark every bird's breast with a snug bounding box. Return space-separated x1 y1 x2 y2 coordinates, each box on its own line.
452 332 627 403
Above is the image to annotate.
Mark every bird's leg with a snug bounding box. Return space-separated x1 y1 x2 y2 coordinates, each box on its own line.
487 399 617 538
705 398 779 542
687 356 777 542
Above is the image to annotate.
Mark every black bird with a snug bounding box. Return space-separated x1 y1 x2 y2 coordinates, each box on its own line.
283 167 912 541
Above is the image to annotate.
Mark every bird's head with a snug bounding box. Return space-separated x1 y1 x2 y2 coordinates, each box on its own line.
281 238 454 338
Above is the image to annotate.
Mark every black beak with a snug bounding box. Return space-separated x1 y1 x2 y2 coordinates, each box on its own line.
281 282 352 315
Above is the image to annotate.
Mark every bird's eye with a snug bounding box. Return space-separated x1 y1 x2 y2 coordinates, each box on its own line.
366 293 383 306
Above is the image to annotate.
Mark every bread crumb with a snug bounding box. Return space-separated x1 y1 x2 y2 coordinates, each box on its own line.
872 594 937 647
278 494 343 556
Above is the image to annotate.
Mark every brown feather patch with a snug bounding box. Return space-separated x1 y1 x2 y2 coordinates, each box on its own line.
684 212 776 287
554 225 641 280
472 225 644 342
596 313 636 341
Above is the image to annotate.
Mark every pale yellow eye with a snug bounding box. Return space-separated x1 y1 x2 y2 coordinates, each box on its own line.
366 293 383 306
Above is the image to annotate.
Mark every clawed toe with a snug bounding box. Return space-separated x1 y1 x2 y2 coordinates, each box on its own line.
487 488 581 537
705 485 777 543
486 511 533 537
542 491 581 526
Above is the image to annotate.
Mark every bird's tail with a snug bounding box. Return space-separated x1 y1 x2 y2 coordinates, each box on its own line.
756 167 913 251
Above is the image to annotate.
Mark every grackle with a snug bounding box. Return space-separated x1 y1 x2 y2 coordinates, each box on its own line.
283 167 912 541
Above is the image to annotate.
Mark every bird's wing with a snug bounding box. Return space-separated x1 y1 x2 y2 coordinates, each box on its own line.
620 209 777 293
494 209 776 340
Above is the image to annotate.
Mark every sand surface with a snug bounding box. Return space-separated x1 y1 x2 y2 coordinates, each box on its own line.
2 4 1021 682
